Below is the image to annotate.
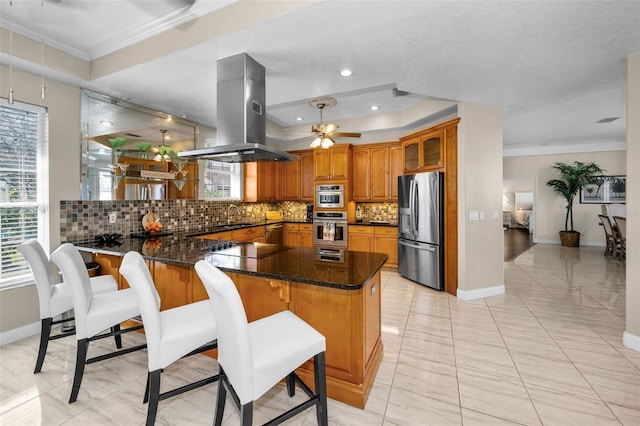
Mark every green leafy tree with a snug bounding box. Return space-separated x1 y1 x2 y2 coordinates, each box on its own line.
546 161 605 232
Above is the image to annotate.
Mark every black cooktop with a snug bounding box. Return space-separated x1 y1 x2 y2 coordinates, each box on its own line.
210 241 290 259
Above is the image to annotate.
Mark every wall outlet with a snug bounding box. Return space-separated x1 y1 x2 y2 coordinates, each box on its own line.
108 212 117 223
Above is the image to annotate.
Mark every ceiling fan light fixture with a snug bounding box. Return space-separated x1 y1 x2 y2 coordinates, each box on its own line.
321 137 335 149
310 137 322 148
340 69 352 77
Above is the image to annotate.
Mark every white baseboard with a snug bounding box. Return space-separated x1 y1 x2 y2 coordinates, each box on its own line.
532 238 605 247
457 285 505 300
0 321 40 347
623 331 640 352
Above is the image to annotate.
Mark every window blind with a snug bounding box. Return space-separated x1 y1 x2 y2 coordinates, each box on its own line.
0 102 48 288
203 161 242 200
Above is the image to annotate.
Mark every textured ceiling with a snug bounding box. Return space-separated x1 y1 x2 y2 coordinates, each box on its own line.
1 0 639 153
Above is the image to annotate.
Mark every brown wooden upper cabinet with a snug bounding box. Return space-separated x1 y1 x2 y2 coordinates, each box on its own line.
314 144 352 181
245 161 280 202
401 129 445 173
280 150 314 202
352 143 402 202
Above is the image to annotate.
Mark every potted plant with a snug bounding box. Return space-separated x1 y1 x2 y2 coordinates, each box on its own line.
546 161 605 247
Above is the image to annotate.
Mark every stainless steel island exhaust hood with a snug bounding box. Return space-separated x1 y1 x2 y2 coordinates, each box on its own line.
178 53 298 163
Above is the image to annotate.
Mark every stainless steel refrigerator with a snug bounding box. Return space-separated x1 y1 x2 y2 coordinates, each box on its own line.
398 171 444 290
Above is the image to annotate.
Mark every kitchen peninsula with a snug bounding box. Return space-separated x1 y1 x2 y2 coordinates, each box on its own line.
74 233 387 409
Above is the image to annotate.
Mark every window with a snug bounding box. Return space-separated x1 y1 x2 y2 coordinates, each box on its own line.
201 160 243 200
0 100 48 289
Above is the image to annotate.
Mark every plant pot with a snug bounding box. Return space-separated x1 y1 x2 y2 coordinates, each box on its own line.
559 231 580 247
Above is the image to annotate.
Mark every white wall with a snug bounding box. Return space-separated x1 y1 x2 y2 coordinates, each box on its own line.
457 103 504 296
0 65 81 334
504 151 626 245
625 53 640 350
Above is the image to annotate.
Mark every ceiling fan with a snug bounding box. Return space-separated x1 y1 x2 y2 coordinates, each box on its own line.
307 96 361 149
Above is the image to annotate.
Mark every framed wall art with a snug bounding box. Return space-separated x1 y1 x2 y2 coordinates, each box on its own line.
580 175 626 204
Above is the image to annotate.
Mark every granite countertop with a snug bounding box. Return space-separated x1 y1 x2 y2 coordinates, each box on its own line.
348 221 398 227
183 219 313 237
75 233 387 290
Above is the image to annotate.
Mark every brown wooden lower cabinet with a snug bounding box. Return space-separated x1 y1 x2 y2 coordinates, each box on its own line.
348 225 398 268
373 227 398 268
283 223 313 247
94 253 382 409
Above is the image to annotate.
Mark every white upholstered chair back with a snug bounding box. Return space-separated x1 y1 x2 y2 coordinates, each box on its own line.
195 260 254 404
50 243 94 339
119 251 163 369
17 240 65 319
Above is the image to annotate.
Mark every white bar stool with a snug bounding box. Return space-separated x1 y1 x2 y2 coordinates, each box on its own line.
17 240 119 373
50 243 147 403
195 260 328 426
119 251 219 426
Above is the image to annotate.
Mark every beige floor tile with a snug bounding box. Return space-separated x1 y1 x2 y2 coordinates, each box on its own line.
384 386 462 425
399 330 456 366
460 407 527 425
556 338 638 374
500 330 569 361
526 383 621 425
457 367 541 425
392 358 459 406
0 380 109 426
607 403 640 426
62 394 147 425
453 340 520 379
451 323 506 348
0 361 74 414
576 362 640 410
510 351 600 399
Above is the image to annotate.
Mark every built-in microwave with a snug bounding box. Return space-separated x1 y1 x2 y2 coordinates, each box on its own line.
315 184 345 209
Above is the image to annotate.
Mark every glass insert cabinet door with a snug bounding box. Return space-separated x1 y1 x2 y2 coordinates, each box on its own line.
421 134 442 168
402 130 444 172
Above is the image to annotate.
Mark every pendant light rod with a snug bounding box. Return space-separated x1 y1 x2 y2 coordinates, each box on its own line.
8 0 15 104
40 1 46 100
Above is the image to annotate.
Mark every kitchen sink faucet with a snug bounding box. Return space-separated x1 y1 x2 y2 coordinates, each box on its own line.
228 204 240 225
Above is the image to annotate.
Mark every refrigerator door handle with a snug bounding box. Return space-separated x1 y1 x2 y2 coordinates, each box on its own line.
398 239 437 251
413 180 419 234
408 179 415 235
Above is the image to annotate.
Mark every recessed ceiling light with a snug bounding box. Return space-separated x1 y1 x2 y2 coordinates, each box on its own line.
295 117 304 121
100 120 113 126
165 135 171 140
370 105 379 111
340 69 352 77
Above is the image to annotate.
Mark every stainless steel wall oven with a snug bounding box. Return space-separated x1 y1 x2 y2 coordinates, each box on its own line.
313 211 348 248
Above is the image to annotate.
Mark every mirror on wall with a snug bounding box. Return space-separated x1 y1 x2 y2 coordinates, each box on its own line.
80 89 201 200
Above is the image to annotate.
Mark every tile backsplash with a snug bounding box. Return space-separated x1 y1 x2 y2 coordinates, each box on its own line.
357 203 398 224
59 200 398 242
59 200 279 242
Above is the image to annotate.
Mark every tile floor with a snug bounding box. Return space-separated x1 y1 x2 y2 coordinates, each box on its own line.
1 244 638 425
